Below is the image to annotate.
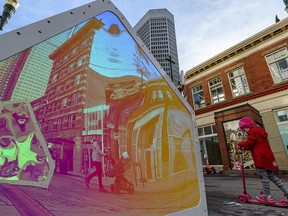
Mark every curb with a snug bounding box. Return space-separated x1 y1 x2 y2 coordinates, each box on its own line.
0 184 54 216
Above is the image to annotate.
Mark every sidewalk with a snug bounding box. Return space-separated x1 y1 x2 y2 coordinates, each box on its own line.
0 183 54 216
0 171 199 216
1 171 287 215
204 170 288 200
204 173 288 215
0 186 21 216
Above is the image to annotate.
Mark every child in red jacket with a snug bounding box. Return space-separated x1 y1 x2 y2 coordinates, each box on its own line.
237 117 288 204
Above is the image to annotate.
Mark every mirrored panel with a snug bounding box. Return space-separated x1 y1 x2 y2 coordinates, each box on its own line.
0 9 201 215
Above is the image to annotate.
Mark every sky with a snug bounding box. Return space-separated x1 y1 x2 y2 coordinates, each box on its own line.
0 0 287 73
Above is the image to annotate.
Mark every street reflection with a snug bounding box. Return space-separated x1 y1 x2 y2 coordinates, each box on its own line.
0 11 200 214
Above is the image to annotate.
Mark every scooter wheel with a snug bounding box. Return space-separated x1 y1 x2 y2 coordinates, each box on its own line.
238 194 249 203
279 199 288 206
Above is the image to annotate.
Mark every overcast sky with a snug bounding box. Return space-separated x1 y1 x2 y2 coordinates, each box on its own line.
1 0 287 72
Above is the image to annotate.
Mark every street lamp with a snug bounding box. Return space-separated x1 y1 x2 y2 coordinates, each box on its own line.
0 0 20 31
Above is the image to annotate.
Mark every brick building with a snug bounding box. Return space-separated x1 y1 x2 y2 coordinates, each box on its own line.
184 17 288 171
32 18 105 173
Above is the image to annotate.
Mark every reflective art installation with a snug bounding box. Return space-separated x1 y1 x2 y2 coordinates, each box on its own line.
0 0 207 215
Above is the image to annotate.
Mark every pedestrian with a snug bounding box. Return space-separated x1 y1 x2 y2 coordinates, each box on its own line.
201 150 216 174
237 117 288 203
85 139 107 192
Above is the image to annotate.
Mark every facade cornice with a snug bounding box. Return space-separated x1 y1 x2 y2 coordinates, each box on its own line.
185 17 288 82
49 18 104 60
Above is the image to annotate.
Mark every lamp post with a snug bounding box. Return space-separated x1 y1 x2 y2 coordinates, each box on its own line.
166 55 175 82
0 0 20 31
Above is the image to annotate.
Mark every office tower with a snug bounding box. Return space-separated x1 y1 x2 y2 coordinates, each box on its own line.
0 29 73 102
0 49 30 101
134 9 180 85
10 29 74 102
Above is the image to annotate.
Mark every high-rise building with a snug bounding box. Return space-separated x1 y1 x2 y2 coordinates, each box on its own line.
0 49 30 101
0 29 74 102
10 30 74 102
134 9 180 85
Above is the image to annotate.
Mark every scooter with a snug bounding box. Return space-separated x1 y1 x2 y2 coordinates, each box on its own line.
236 150 288 207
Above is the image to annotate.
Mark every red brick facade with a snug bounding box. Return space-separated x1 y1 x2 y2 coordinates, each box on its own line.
184 18 288 171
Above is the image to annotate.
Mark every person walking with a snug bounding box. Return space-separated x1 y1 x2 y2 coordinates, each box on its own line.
85 139 107 192
237 117 288 203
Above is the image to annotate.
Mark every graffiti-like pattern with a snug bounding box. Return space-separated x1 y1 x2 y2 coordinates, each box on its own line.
0 101 53 187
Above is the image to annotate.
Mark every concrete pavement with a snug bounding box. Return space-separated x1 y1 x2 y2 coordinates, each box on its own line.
204 173 288 215
0 172 288 215
0 172 200 215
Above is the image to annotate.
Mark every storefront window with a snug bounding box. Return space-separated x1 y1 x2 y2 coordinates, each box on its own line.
198 124 222 165
274 108 288 156
200 137 222 165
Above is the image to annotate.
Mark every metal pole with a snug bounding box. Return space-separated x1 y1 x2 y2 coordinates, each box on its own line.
166 55 175 82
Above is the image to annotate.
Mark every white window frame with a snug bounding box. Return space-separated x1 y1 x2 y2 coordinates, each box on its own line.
227 67 250 97
274 107 288 125
61 97 68 108
208 76 225 104
74 74 81 85
68 114 77 128
265 48 288 84
191 84 206 109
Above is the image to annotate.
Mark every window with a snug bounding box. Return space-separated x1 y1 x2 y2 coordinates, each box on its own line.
68 63 74 73
74 74 81 85
71 92 79 106
274 108 288 123
81 40 88 47
208 77 225 104
266 48 288 83
52 120 58 130
61 97 68 108
198 124 222 165
56 85 61 94
77 58 83 67
68 114 77 128
57 118 63 130
158 90 163 100
72 48 78 56
166 90 172 100
64 54 69 61
62 116 68 129
273 108 288 157
51 73 58 83
64 80 70 90
198 125 217 137
228 67 250 97
152 90 157 101
192 85 205 109
59 69 65 77
52 102 57 112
